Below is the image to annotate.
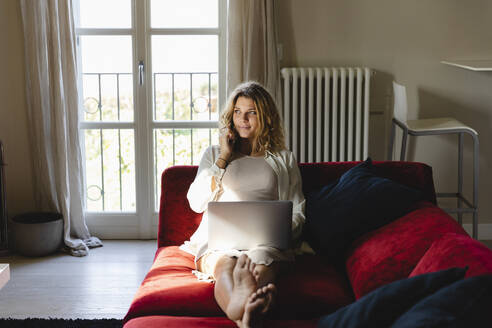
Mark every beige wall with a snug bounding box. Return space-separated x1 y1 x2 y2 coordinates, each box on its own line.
0 0 35 217
278 0 492 228
1 0 490 232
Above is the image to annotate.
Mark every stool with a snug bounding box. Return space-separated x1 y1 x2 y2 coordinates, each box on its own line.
387 82 479 239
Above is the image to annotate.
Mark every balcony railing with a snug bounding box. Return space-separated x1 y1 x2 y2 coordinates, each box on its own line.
81 71 218 212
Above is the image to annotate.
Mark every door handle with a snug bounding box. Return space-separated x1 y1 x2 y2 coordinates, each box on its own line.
138 60 144 86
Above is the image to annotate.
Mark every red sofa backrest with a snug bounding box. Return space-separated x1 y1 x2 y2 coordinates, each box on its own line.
158 161 436 247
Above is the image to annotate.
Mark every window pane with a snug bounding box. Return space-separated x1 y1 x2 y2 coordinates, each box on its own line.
154 74 173 121
192 128 213 165
191 73 218 121
85 129 103 211
174 129 192 165
80 36 134 122
76 0 131 28
80 36 133 73
84 129 136 212
211 73 219 121
82 74 100 122
120 130 136 211
154 129 173 178
169 74 191 121
152 36 218 121
118 74 134 121
154 129 173 210
152 35 218 73
151 0 218 28
154 128 218 209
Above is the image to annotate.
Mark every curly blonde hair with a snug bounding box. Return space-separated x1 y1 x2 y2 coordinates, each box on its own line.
220 81 286 155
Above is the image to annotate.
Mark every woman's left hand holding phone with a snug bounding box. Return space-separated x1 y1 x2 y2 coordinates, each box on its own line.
217 127 235 169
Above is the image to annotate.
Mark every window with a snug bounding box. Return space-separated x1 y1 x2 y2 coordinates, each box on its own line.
74 0 226 238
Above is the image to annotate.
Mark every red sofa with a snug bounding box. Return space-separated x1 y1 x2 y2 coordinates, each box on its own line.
123 161 492 327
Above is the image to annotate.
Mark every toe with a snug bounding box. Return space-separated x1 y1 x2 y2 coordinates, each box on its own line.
249 260 256 273
244 256 251 268
237 254 248 268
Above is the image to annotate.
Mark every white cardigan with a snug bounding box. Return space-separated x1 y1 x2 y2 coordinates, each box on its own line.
181 145 310 259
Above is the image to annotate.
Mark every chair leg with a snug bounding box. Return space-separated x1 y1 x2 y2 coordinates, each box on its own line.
388 120 396 161
400 128 408 161
457 133 463 226
472 133 479 239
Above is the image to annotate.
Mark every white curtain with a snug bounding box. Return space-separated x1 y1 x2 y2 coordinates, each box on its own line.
20 0 102 256
226 0 281 103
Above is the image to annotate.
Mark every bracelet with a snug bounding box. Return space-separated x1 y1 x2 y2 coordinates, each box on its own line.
216 157 228 165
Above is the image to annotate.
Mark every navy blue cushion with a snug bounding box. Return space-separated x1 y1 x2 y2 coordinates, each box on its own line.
317 267 467 328
391 274 492 328
305 158 422 259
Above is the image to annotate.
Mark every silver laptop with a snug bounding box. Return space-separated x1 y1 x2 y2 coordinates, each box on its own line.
207 201 293 251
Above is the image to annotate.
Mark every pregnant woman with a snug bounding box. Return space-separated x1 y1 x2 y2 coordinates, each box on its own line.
180 81 306 328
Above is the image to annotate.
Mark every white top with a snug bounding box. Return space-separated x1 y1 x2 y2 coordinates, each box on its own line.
180 145 311 260
221 154 278 201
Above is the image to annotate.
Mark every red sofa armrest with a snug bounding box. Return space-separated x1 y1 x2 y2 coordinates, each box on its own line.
158 166 200 247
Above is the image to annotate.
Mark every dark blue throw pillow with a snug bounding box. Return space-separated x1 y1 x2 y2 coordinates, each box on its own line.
391 274 492 328
317 267 468 328
305 158 422 259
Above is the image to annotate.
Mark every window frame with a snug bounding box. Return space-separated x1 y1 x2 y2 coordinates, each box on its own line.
74 0 226 239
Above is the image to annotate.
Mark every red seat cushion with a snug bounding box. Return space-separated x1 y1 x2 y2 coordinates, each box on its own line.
124 246 219 323
345 202 468 299
124 315 319 328
273 254 354 318
124 247 354 322
409 233 492 278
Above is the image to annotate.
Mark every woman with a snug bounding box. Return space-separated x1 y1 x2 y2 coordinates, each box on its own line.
180 81 306 328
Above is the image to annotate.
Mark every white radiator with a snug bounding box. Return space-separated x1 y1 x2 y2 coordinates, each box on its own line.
281 67 371 163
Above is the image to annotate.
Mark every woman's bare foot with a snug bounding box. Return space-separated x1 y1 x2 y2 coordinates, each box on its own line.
226 255 258 321
258 283 276 314
241 289 267 328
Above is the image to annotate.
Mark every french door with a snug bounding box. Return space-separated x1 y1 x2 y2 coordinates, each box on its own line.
74 0 226 238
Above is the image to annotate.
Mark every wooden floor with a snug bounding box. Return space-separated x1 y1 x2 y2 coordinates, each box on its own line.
0 239 491 320
0 240 156 319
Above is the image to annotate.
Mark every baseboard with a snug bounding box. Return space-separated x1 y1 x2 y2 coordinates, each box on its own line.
462 224 492 240
89 225 159 239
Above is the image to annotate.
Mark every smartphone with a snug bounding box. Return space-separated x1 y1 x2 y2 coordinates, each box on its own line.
228 123 238 145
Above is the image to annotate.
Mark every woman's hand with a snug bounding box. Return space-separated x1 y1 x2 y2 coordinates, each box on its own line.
219 127 235 161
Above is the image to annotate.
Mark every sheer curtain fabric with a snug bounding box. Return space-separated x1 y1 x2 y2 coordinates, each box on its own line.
20 0 101 256
226 0 281 103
